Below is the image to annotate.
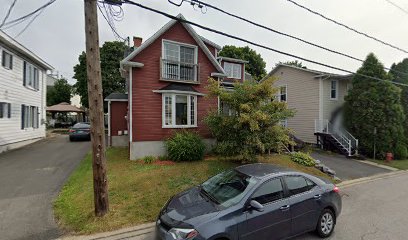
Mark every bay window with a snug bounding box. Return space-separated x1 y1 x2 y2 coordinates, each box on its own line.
163 94 197 128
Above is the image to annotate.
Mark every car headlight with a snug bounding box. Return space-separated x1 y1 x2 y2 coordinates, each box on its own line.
168 228 198 240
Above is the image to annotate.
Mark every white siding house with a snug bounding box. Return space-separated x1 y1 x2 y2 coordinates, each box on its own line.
265 64 353 144
0 30 53 153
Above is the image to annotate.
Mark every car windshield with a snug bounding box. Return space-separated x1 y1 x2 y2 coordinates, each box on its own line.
73 123 90 129
201 169 258 208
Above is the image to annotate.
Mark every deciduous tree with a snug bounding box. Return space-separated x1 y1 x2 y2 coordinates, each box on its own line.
219 45 267 81
47 78 72 106
73 41 127 108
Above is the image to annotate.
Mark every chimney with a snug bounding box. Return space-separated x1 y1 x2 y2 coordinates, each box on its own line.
133 36 142 48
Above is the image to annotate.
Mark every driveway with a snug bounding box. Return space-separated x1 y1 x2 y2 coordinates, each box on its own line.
311 152 390 180
0 135 90 240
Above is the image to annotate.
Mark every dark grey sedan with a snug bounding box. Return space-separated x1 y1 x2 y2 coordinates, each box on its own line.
69 122 91 141
156 163 341 240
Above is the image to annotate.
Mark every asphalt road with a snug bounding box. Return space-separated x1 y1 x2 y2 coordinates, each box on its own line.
134 172 408 240
0 135 90 240
311 152 389 180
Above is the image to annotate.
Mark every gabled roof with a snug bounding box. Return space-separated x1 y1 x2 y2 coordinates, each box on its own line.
105 93 128 101
0 30 53 70
262 63 353 82
121 14 225 74
200 35 221 50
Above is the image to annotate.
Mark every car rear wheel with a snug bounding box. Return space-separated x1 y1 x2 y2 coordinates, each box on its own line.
316 209 335 238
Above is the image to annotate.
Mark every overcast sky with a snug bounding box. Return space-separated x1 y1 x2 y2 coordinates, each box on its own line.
1 0 408 84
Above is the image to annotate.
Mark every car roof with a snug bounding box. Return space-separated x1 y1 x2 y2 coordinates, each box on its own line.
235 163 295 178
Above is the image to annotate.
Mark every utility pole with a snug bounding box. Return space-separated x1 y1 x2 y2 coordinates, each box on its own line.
84 0 109 216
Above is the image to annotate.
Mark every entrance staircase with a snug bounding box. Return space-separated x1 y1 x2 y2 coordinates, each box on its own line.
314 119 358 157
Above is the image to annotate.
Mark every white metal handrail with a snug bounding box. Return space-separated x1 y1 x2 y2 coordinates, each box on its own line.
315 119 359 156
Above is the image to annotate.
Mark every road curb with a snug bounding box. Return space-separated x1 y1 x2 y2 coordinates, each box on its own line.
58 223 155 240
337 170 407 188
356 160 399 171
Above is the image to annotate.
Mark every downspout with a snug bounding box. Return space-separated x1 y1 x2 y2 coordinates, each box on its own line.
108 100 111 146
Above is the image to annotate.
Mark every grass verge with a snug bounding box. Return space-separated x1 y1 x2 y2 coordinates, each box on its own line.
54 148 333 235
371 159 408 170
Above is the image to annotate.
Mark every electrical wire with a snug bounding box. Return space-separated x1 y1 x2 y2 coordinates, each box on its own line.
384 0 408 16
121 0 408 87
14 8 45 38
168 0 408 77
0 0 18 28
285 0 408 54
1 0 57 29
97 2 126 41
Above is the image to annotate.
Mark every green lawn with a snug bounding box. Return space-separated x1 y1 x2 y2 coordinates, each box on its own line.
54 148 333 235
371 159 408 170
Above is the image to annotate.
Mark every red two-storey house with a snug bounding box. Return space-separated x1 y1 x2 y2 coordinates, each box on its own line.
105 14 249 160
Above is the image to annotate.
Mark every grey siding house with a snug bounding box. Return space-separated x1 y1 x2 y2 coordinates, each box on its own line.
265 64 358 156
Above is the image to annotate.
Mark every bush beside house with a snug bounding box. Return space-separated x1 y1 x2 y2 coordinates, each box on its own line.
165 131 206 162
205 77 294 162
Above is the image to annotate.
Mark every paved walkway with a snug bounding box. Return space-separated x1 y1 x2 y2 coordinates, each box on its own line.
0 135 90 240
311 152 390 180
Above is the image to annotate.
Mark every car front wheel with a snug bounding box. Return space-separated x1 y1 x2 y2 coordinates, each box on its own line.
316 209 335 238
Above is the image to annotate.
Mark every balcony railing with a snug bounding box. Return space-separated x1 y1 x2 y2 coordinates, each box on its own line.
160 58 199 83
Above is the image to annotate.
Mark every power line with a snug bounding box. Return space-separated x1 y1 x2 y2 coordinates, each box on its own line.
168 0 408 77
0 0 18 28
121 0 408 87
14 8 45 38
97 2 126 41
384 0 408 16
285 0 408 54
0 0 57 29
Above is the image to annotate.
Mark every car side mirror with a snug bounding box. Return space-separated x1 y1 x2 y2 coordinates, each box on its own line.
249 200 264 212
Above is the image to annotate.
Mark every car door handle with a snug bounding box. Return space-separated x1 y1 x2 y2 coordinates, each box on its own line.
314 194 322 200
279 205 290 211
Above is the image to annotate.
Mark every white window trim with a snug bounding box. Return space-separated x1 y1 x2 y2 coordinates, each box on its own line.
0 101 11 119
162 39 198 64
162 93 198 128
24 62 41 91
277 84 287 103
330 80 338 100
224 62 242 79
1 49 13 70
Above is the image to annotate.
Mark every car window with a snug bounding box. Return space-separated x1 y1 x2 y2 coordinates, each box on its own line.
285 176 313 196
73 123 90 129
252 178 284 205
201 170 259 208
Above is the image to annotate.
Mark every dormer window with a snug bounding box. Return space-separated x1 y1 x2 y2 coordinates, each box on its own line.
161 40 198 82
224 62 242 79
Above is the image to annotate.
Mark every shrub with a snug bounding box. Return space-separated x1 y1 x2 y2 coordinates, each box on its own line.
142 155 154 164
158 155 168 161
290 152 316 167
395 144 408 160
165 131 205 162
